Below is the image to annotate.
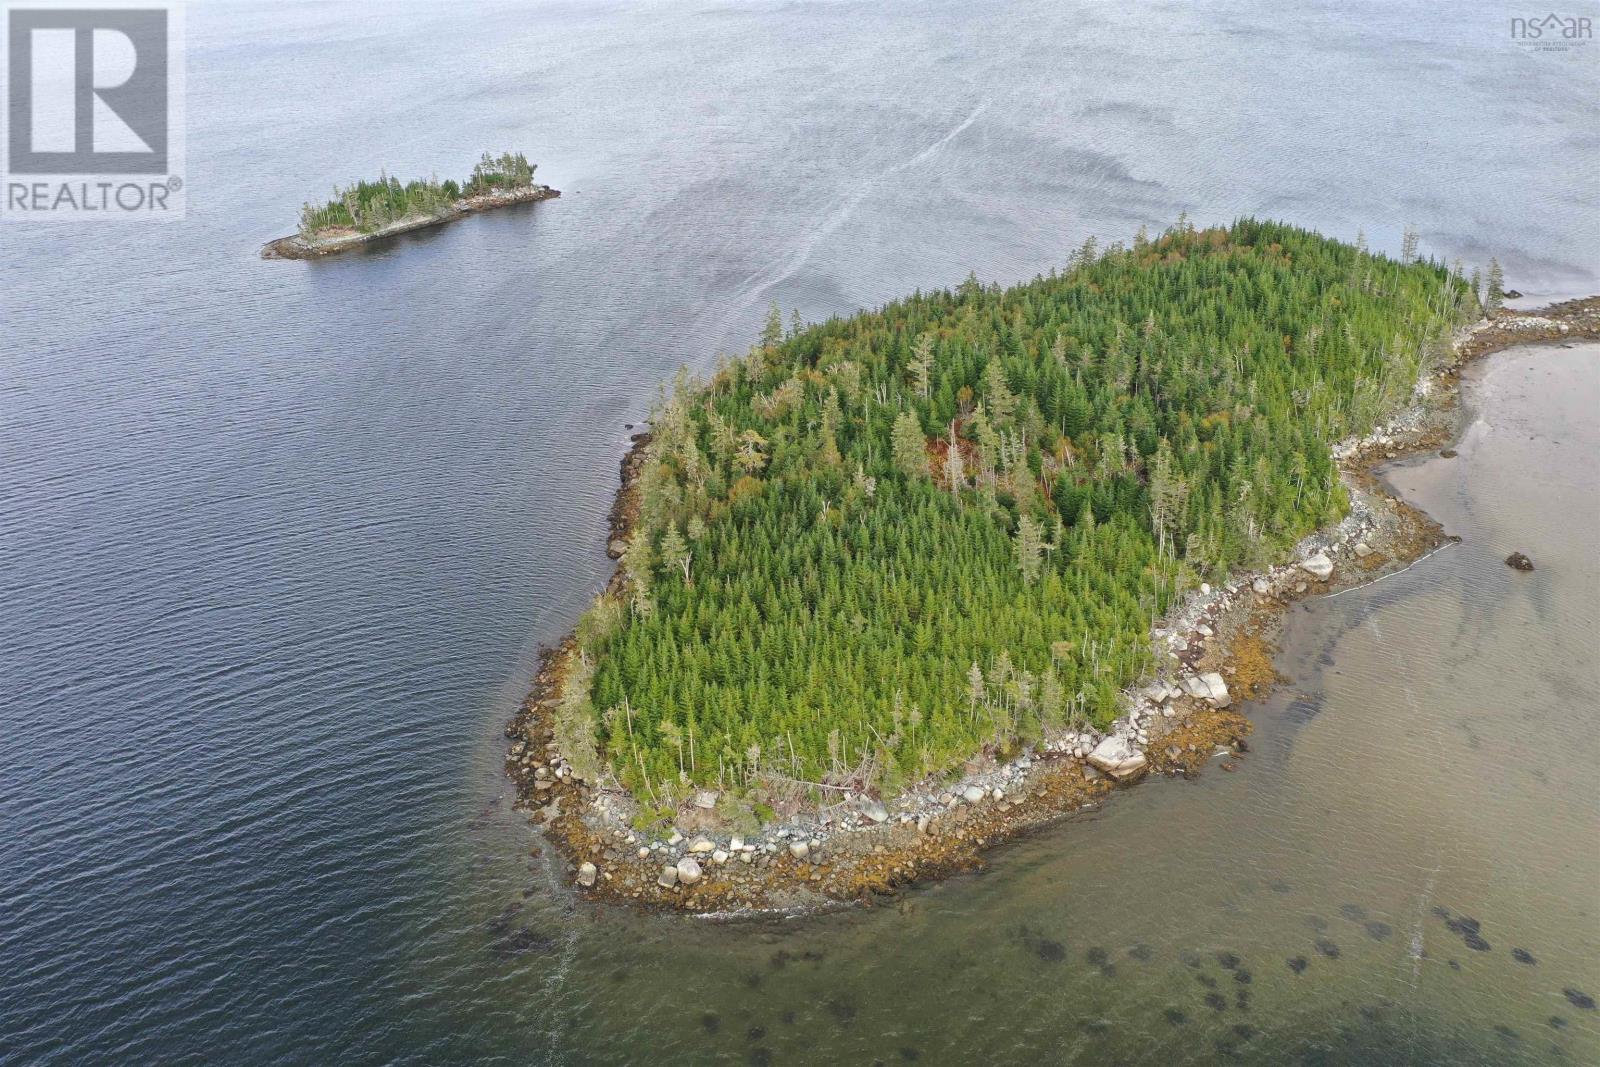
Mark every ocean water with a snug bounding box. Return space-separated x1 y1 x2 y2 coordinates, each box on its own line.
1 1 1596 1063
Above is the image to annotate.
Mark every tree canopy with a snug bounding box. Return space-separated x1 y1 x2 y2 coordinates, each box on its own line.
297 151 537 238
563 219 1475 819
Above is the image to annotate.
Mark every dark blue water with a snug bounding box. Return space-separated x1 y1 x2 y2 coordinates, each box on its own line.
3 1 1596 1063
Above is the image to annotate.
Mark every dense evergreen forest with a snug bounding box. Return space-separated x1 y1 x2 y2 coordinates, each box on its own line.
296 151 536 238
560 220 1475 823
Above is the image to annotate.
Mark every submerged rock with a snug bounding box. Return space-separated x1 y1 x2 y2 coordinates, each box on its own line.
576 861 597 887
1505 552 1535 571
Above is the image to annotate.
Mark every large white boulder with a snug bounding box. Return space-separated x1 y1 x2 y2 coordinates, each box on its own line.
1198 671 1231 707
576 861 597 887
1087 735 1148 780
675 857 703 885
1181 674 1211 699
1301 552 1335 581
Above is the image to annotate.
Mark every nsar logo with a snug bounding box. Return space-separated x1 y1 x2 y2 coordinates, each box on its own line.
1510 13 1593 51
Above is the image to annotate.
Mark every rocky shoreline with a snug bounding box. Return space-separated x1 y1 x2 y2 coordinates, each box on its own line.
260 184 559 260
505 296 1600 917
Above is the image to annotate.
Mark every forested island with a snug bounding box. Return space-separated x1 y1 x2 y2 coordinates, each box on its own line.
508 220 1597 912
261 151 557 259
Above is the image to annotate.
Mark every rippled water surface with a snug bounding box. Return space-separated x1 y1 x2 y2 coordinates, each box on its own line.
2 1 1597 1063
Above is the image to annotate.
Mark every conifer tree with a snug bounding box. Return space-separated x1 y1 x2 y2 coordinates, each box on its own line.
892 411 928 478
1486 258 1505 313
761 301 784 348
1014 514 1045 583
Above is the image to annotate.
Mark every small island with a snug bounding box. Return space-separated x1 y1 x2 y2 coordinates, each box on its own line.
507 220 1599 913
261 151 558 260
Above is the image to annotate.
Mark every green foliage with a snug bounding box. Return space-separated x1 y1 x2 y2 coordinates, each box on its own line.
297 150 537 238
577 220 1472 809
1486 257 1505 313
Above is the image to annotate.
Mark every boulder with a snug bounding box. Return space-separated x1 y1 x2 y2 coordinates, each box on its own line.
693 790 718 810
859 799 890 824
675 857 702 885
688 837 715 853
712 849 729 864
1252 578 1270 595
1180 674 1211 699
962 786 986 804
788 841 810 861
1087 735 1148 780
1354 542 1373 558
1301 552 1335 581
1198 671 1231 707
657 865 678 889
576 861 597 887
1505 552 1535 572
